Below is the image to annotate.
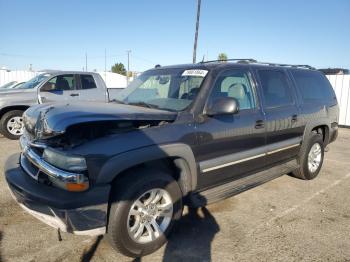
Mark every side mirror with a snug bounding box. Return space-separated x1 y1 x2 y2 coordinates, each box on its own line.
206 97 239 116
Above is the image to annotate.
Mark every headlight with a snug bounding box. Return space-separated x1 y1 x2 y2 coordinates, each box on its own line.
42 148 89 192
43 148 87 172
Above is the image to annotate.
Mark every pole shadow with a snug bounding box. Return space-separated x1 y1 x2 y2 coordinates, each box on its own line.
162 206 220 262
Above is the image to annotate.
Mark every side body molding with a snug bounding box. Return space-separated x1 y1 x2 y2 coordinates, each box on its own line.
96 143 198 190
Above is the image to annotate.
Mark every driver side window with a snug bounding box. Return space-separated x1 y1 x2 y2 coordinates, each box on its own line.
41 74 75 92
209 69 256 110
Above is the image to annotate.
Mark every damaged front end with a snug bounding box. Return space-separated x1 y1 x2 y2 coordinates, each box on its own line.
6 102 177 236
20 102 177 191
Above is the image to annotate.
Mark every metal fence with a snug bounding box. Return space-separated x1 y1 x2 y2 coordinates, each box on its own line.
327 75 350 126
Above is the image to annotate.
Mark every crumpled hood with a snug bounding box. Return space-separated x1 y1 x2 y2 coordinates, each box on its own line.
24 102 177 138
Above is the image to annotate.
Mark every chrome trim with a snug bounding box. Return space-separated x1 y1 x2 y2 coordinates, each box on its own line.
22 147 85 184
20 154 39 181
202 153 265 173
266 143 300 155
201 142 301 173
20 133 47 150
20 133 86 184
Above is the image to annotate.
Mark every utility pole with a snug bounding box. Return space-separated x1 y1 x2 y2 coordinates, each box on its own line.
192 0 201 63
85 52 88 72
104 48 107 81
126 50 131 85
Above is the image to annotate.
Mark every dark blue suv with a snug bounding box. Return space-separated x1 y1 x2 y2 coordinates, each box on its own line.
5 59 339 257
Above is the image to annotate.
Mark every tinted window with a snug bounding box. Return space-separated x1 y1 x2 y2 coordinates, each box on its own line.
41 74 75 91
258 70 293 108
292 70 333 102
81 75 97 89
209 69 256 110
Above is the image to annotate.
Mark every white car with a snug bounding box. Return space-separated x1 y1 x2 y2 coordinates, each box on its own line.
0 81 25 89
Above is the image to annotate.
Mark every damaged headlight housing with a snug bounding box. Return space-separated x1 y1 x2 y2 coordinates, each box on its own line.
43 148 89 192
43 148 87 172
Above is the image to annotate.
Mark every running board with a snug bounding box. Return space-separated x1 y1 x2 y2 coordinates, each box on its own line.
189 159 299 207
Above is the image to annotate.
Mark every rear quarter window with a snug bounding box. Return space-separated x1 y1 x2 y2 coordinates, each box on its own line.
291 70 334 102
80 75 97 89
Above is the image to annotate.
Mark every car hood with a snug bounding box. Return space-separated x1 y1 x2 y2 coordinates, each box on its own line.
0 88 35 94
23 102 177 139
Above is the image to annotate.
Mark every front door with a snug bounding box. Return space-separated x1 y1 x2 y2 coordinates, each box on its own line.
194 68 266 189
39 74 80 103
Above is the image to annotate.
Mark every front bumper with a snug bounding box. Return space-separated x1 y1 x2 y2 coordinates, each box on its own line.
5 153 111 236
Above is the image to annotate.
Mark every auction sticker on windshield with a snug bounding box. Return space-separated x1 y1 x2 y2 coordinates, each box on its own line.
182 69 208 77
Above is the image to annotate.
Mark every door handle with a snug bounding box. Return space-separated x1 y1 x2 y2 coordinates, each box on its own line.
255 120 265 129
291 114 298 122
70 93 79 97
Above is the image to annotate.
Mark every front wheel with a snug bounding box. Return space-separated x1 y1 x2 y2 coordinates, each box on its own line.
107 169 183 257
0 110 24 140
292 132 324 180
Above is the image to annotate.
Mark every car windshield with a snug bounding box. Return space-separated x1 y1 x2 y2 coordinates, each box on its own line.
0 81 17 89
114 68 208 111
19 73 52 89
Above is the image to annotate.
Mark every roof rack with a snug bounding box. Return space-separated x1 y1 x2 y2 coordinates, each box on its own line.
199 59 315 70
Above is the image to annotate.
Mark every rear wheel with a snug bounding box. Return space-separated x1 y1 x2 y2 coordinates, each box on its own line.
292 132 324 180
0 110 24 140
107 169 183 257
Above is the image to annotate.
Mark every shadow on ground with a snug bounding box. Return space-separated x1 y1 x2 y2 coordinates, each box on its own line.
162 206 220 261
78 207 219 262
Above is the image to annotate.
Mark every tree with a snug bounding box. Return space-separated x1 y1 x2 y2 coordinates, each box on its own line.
218 53 228 62
111 63 126 75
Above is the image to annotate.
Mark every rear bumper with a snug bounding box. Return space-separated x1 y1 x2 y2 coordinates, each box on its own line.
5 153 111 236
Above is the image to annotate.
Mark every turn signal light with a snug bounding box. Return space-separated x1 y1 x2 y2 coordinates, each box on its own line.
66 182 89 192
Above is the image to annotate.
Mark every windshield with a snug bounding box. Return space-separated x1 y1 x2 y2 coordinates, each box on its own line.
0 81 17 89
114 68 208 111
19 73 52 89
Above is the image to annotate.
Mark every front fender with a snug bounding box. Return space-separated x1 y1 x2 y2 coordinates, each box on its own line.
96 143 198 191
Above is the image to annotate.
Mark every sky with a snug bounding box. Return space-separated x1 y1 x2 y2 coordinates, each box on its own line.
0 0 349 72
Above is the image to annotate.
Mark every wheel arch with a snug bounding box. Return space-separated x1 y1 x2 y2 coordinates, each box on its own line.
97 143 198 194
302 120 330 150
0 105 29 119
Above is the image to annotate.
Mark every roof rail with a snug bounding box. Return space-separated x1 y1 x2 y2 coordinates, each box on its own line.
199 59 315 70
199 58 257 64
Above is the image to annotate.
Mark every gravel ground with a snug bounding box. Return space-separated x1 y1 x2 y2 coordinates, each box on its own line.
0 129 350 262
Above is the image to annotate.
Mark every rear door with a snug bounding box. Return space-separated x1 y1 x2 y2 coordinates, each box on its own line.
39 74 80 103
194 68 266 189
76 74 107 102
255 69 303 166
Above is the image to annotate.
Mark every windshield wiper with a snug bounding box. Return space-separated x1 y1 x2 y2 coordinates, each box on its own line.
127 101 160 109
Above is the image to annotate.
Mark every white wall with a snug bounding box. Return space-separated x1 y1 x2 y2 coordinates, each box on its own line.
0 69 39 86
0 69 129 89
327 75 350 126
98 71 129 89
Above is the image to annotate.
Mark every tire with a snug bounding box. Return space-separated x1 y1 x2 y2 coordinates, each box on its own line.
107 168 183 257
292 132 324 180
0 110 24 140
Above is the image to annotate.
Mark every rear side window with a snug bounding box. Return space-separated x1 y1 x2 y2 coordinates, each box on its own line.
291 70 334 102
258 70 293 108
80 75 97 89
